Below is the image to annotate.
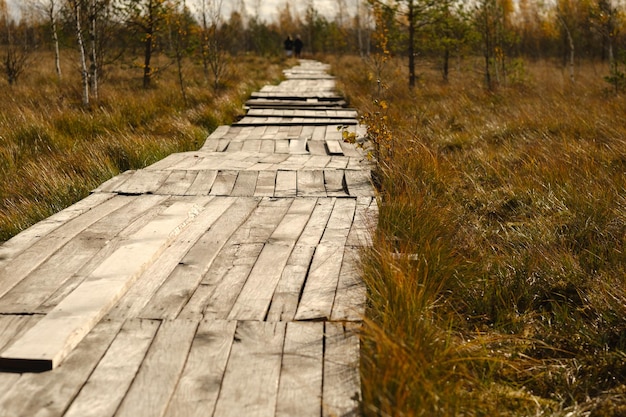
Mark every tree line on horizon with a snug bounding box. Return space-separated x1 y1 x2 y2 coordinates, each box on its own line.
1 0 625 100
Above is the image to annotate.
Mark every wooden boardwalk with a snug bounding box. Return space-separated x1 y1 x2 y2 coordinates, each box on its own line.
0 60 376 417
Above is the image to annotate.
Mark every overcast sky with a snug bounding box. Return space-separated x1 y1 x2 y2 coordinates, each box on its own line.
6 0 351 23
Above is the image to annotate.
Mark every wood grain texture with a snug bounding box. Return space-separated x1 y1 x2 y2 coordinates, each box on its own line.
0 195 131 300
165 320 238 417
115 319 199 417
228 199 316 320
0 195 167 314
212 321 286 417
323 322 361 417
63 319 159 417
275 322 324 417
0 320 122 417
0 200 204 371
139 197 252 320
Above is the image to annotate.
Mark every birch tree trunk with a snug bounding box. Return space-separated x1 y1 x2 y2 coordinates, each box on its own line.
88 0 98 99
71 0 90 106
48 0 61 79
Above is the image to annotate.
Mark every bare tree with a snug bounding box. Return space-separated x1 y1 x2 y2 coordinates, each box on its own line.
125 0 172 89
32 0 62 79
196 0 227 91
68 0 90 105
0 3 33 85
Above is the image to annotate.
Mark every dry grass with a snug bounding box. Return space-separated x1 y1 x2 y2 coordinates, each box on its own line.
333 56 626 416
0 50 285 241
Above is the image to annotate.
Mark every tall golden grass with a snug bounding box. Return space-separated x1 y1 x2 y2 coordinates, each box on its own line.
334 56 626 416
0 51 285 241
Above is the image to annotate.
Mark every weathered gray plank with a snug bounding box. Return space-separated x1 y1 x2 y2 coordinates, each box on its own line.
266 244 316 322
254 171 276 197
0 320 122 416
198 244 264 320
213 321 286 417
230 170 259 197
139 197 254 320
165 320 238 417
156 170 198 195
0 194 131 300
275 170 297 197
115 319 199 417
325 140 344 155
0 199 204 371
324 169 347 197
331 247 366 321
63 319 159 417
93 170 134 193
289 137 309 154
276 322 324 417
185 170 218 196
209 170 238 196
108 197 252 321
297 170 326 197
0 192 115 268
228 199 316 321
345 169 374 197
0 195 167 314
116 170 170 194
323 322 361 417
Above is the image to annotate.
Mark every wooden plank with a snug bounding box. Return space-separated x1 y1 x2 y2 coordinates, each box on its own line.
213 321 286 417
323 322 361 417
108 198 255 321
260 140 275 153
0 195 167 314
115 319 199 417
275 139 289 153
185 170 218 196
165 320 238 417
294 243 345 321
307 140 327 156
209 170 238 196
0 194 131 300
254 171 276 197
276 322 324 417
0 199 204 372
331 247 366 321
289 137 309 155
297 170 326 197
116 170 170 195
312 125 326 141
324 169 348 197
228 199 316 321
266 244 316 322
345 169 374 197
63 319 159 417
145 153 190 171
295 198 356 320
325 140 344 155
275 170 297 197
139 197 253 320
346 196 377 247
199 244 264 320
0 320 122 416
92 170 134 193
156 170 198 195
0 315 38 352
0 192 115 268
242 139 262 153
230 170 259 197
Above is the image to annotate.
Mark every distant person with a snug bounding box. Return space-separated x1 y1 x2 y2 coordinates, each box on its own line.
284 36 294 57
294 35 303 58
